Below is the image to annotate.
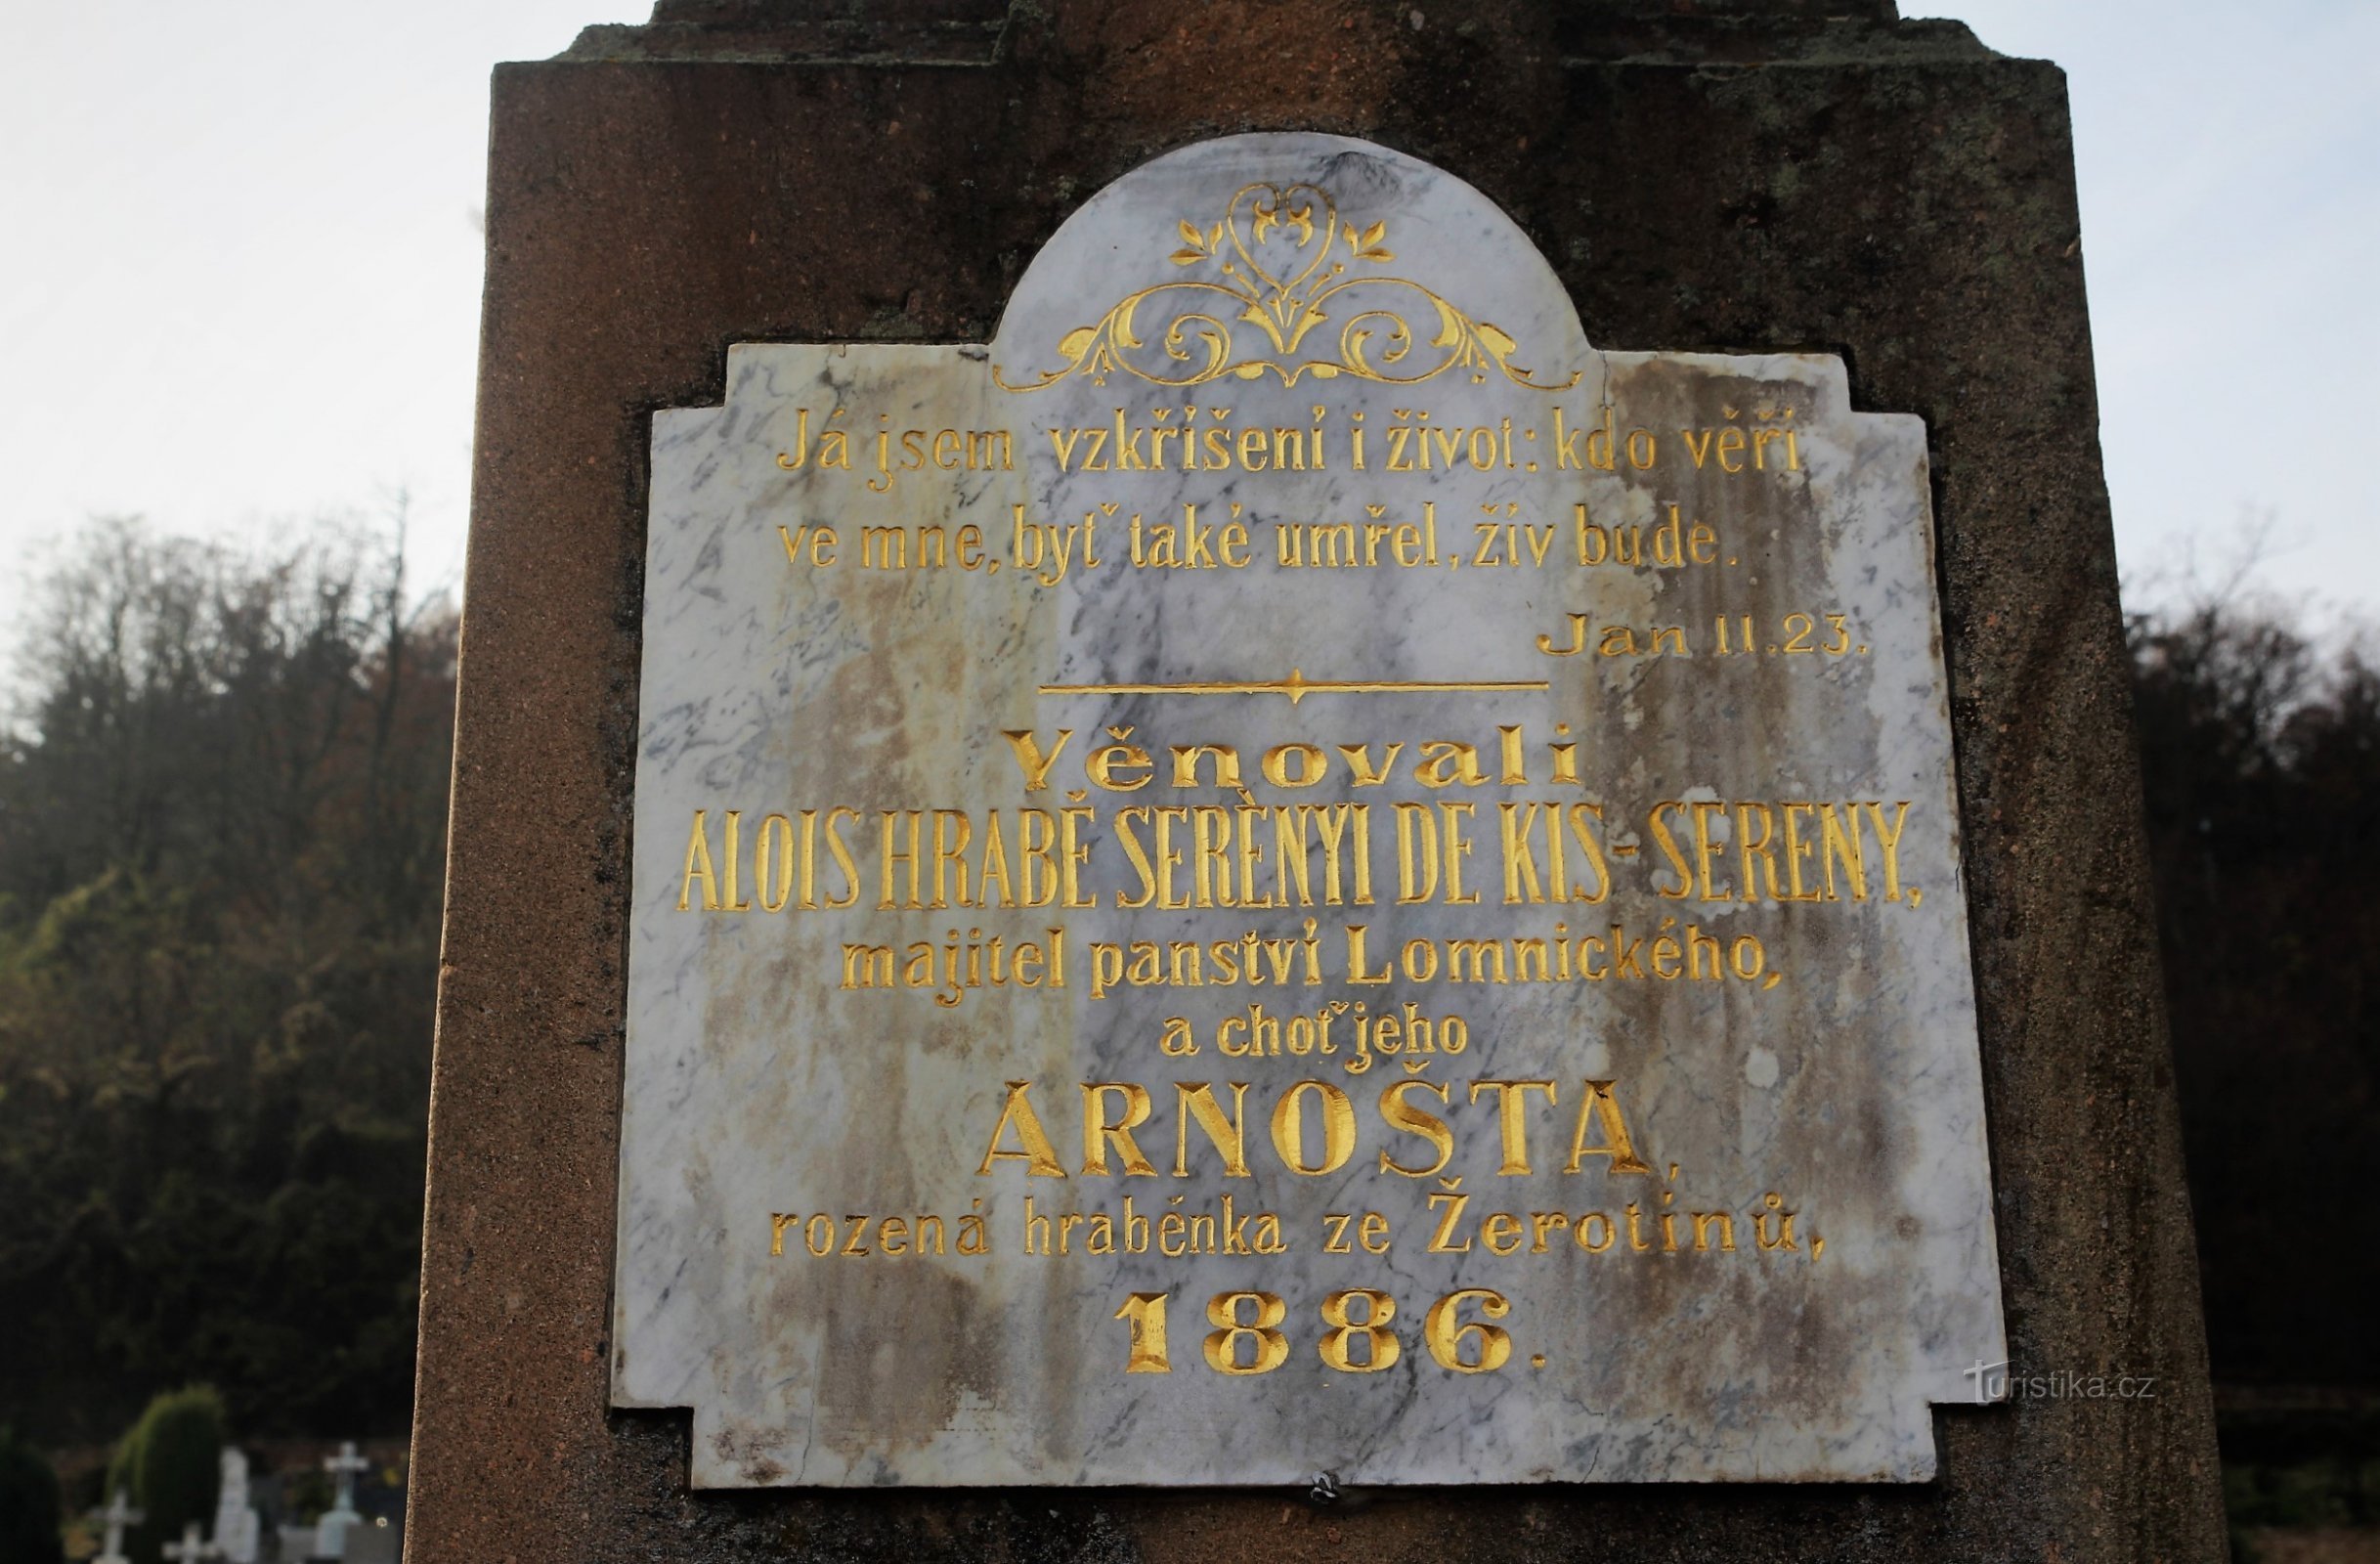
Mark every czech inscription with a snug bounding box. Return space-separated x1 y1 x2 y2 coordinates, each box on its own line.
613 134 2006 1487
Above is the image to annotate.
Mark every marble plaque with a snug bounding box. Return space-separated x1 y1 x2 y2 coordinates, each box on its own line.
612 133 2005 1487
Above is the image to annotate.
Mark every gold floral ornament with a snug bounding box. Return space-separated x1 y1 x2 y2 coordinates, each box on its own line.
996 182 1579 392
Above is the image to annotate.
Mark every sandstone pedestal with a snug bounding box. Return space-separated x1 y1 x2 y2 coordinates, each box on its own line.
407 4 2224 1559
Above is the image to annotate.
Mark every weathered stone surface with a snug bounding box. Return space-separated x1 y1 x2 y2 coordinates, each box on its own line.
409 2 2223 1557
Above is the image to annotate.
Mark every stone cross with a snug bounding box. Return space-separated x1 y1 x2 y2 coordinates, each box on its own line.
160 1521 215 1562
92 1487 143 1564
325 1441 369 1512
313 1442 371 1559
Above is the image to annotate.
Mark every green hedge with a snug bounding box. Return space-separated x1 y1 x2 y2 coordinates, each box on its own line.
0 1426 65 1564
107 1386 224 1562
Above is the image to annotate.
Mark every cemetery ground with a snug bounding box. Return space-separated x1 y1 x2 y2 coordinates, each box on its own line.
0 516 2373 1558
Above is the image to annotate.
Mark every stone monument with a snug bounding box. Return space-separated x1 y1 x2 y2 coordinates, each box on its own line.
409 1 2226 1558
312 1443 367 1560
209 1450 259 1564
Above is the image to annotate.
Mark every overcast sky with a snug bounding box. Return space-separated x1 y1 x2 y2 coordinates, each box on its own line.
2 2 2372 633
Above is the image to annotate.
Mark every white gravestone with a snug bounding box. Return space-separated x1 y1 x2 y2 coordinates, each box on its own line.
208 1449 259 1564
612 132 2006 1487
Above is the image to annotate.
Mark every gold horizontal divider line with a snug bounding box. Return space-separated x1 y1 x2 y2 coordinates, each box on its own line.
1037 668 1550 706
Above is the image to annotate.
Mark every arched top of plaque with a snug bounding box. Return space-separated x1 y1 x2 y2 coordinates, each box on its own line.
992 134 1594 398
